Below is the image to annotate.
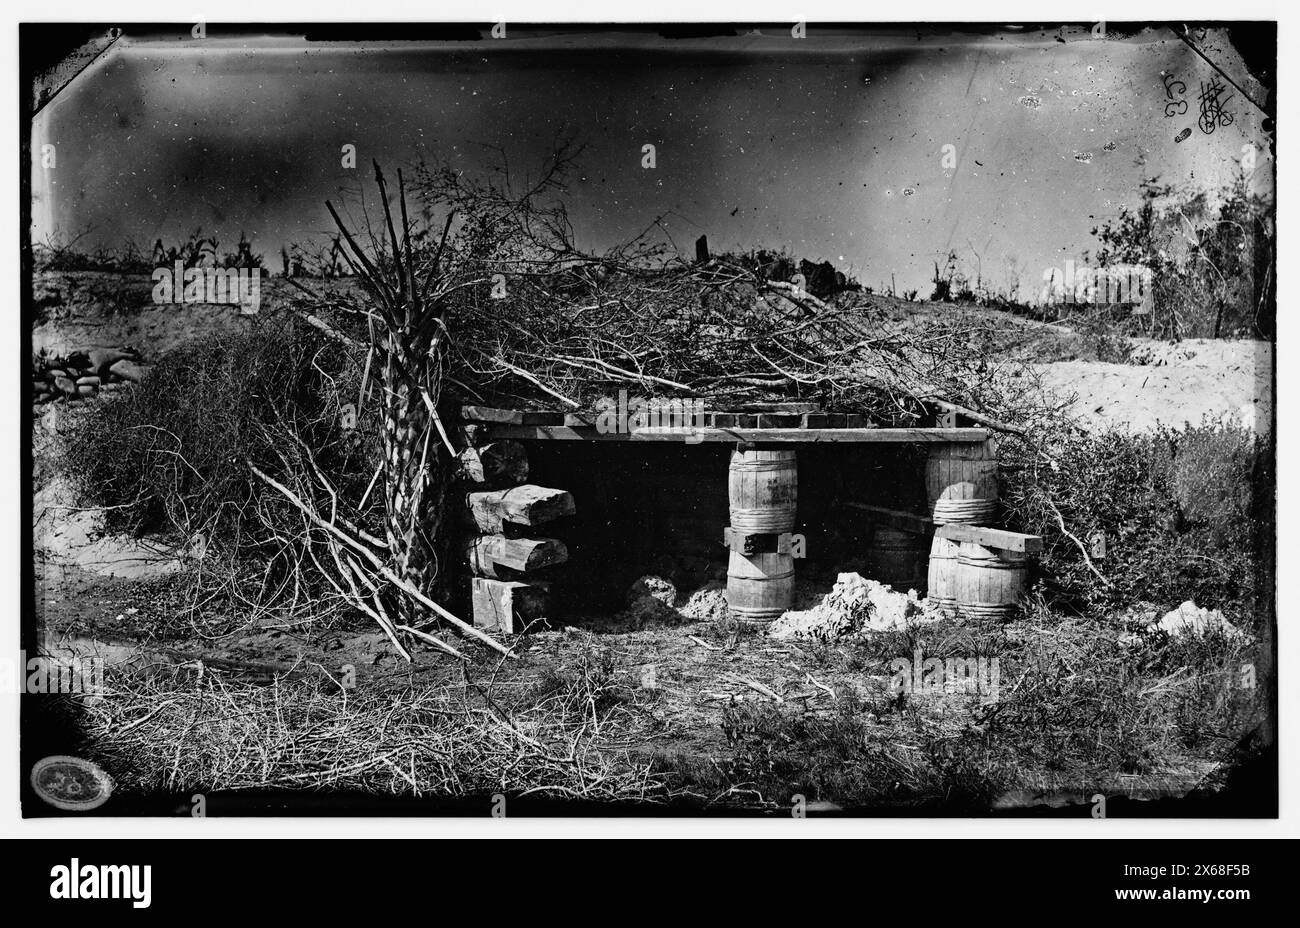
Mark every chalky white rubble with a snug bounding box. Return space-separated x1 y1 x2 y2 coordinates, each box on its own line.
768 572 937 641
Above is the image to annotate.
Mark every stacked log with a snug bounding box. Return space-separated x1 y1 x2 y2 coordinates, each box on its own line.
456 439 573 634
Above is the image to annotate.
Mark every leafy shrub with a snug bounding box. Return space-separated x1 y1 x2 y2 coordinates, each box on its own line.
63 321 371 543
1001 420 1271 628
1089 176 1275 339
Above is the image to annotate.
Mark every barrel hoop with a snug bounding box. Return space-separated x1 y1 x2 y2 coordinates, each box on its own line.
728 569 796 583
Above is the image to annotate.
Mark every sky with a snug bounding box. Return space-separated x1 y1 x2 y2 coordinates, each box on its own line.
31 24 1274 298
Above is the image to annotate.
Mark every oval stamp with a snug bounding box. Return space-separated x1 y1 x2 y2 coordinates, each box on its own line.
30 755 114 811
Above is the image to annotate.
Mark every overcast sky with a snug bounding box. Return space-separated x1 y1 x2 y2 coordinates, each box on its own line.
31 25 1272 297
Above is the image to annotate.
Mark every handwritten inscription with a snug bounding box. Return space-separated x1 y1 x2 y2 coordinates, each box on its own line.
1162 73 1187 117
1197 77 1235 135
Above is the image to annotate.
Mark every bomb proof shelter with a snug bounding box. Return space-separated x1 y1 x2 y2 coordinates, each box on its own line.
453 402 1042 633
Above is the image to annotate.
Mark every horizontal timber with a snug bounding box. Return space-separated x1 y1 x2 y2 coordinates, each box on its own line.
841 502 932 534
934 523 1044 553
476 425 989 444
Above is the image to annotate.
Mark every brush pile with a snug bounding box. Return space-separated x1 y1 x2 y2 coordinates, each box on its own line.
291 151 1023 427
383 255 1023 426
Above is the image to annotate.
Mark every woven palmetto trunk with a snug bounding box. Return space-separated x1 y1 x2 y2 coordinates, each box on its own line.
379 332 446 623
249 163 520 660
322 163 460 628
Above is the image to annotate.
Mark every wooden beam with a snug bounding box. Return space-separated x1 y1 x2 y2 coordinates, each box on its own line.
477 425 989 443
471 578 551 634
935 523 1043 553
723 527 801 555
465 485 575 533
841 501 932 534
455 441 528 487
755 414 803 428
725 401 821 415
461 406 565 425
465 535 568 579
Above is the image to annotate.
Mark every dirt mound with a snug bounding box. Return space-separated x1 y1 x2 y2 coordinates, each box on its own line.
678 582 729 622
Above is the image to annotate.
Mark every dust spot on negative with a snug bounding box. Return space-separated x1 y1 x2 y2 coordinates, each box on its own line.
1019 95 1042 109
902 187 916 197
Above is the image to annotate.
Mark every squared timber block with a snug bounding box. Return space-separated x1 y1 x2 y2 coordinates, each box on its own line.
471 577 551 634
455 441 529 488
723 527 801 556
466 485 575 533
934 523 1043 553
465 535 568 580
710 413 760 429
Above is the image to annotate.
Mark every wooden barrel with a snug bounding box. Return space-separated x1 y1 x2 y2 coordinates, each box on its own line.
726 550 795 623
955 542 1027 620
927 535 960 611
728 449 797 533
926 443 998 524
865 527 926 592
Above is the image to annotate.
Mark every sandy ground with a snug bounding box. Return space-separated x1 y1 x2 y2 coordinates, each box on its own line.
1031 339 1273 432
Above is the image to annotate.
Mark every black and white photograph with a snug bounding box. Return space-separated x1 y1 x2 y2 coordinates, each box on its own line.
12 9 1285 855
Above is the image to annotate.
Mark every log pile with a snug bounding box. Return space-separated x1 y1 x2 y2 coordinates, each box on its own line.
455 438 574 634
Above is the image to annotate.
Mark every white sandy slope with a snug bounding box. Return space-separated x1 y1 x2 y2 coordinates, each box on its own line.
1030 339 1272 433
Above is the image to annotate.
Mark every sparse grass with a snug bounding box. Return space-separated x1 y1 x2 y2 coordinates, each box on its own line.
653 604 1264 811
43 585 1268 813
70 652 673 803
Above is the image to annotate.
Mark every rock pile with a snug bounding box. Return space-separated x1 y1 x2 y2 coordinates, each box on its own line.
32 346 145 410
768 572 937 642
